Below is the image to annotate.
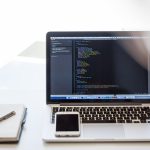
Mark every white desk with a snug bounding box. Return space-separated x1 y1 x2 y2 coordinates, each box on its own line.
0 48 150 150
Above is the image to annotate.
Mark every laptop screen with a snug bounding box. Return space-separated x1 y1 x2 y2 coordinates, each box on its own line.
46 31 150 103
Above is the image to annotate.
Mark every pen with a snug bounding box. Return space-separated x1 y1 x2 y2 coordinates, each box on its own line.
0 111 16 122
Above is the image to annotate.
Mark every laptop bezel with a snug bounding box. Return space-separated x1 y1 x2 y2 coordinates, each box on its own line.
46 31 150 104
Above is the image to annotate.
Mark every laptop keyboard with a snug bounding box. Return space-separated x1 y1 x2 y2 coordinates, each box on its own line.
52 106 150 123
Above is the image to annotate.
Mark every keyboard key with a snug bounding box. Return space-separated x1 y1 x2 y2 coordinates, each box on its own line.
117 120 125 123
53 107 58 112
126 120 132 123
82 119 116 123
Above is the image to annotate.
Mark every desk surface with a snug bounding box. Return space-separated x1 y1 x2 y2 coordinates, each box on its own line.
0 56 150 150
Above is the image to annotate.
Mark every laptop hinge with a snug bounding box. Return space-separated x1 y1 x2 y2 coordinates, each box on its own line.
142 103 150 106
60 103 142 106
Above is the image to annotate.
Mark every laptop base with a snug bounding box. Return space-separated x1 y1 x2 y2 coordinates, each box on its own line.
42 106 150 142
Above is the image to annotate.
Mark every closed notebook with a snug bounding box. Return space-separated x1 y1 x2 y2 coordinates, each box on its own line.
0 104 27 142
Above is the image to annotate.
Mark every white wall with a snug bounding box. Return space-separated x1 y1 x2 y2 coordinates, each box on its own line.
0 0 150 67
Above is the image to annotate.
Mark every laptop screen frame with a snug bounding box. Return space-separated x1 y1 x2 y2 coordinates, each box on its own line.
46 31 150 104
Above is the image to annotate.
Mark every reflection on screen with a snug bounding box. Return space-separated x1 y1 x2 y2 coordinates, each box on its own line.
49 32 150 100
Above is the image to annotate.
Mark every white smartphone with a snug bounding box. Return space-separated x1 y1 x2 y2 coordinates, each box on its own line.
55 112 80 137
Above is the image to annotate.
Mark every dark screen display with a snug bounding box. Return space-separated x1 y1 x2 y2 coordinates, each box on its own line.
74 39 148 94
47 32 150 101
56 114 79 131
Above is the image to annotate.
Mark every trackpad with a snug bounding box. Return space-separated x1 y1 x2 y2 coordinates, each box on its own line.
82 124 125 140
124 124 150 139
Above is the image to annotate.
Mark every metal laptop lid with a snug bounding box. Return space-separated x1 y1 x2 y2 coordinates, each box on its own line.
46 31 150 104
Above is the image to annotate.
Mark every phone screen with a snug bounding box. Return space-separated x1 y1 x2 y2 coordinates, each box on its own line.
56 114 79 131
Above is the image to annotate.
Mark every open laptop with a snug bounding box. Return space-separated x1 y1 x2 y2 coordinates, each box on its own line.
42 31 150 142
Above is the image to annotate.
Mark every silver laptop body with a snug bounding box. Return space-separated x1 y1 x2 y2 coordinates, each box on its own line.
42 31 150 142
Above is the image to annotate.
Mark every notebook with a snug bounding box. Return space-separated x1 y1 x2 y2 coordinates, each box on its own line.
0 104 27 142
42 31 150 142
